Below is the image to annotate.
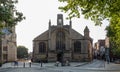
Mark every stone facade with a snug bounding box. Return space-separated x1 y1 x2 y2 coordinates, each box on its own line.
105 37 109 48
0 27 17 62
33 14 93 62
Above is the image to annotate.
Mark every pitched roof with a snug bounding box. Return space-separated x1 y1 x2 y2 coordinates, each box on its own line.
33 28 85 41
33 30 49 41
71 29 84 39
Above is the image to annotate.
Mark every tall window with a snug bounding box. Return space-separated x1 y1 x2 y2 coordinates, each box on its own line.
3 46 8 51
74 41 81 52
3 54 7 60
39 42 46 53
56 31 65 50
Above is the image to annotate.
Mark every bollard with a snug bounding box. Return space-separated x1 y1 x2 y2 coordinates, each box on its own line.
23 62 25 68
16 61 18 67
41 61 42 67
29 62 31 68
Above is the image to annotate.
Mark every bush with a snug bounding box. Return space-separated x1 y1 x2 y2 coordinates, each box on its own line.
111 48 120 59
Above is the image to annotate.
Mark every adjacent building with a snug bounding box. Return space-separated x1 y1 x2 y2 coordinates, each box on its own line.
105 37 109 48
94 39 106 59
0 27 17 62
33 14 93 62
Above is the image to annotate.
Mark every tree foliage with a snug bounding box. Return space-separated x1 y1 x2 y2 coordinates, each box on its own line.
59 0 120 25
0 0 25 32
59 0 120 57
106 15 120 57
17 46 28 59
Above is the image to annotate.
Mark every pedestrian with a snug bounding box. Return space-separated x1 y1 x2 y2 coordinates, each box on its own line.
16 61 18 66
40 60 43 67
23 62 25 68
29 62 31 67
14 61 16 66
14 61 18 67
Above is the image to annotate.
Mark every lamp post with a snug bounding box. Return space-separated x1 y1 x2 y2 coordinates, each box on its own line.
61 51 64 66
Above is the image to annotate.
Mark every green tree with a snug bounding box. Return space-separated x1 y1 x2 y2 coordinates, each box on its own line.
59 0 120 57
0 0 25 33
17 46 28 59
58 0 120 24
106 15 120 57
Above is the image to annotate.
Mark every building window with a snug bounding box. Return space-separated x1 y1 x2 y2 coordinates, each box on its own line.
56 31 65 51
3 54 7 60
3 46 8 51
39 42 46 53
74 41 81 53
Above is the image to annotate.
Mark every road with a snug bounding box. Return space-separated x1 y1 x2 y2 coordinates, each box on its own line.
0 60 120 72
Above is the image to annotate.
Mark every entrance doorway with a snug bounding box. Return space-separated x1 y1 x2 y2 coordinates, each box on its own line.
57 52 63 62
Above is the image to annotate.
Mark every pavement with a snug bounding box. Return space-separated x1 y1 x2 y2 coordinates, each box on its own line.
105 62 120 71
0 61 89 72
77 60 120 71
1 61 88 68
0 60 120 72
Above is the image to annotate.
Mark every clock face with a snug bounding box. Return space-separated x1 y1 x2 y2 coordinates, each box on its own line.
58 19 62 23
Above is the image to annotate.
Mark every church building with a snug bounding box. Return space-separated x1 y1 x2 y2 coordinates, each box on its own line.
32 14 93 62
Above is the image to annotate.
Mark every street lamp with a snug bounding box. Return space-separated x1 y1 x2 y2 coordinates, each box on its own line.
61 51 64 66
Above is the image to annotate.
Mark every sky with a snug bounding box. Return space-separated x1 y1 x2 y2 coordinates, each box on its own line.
16 0 109 52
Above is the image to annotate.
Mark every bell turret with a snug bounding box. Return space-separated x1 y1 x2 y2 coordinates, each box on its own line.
57 14 63 27
48 19 51 29
84 26 89 38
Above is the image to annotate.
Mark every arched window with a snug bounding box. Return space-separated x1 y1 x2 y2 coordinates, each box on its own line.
74 41 81 52
39 42 46 53
56 31 65 50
